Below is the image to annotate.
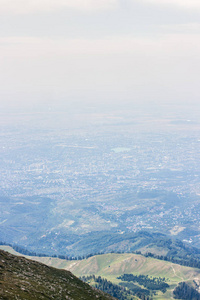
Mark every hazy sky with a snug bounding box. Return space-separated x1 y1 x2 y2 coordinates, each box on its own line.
0 0 200 112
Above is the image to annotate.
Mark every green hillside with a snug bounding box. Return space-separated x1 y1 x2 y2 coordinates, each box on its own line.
0 249 115 300
1 246 200 299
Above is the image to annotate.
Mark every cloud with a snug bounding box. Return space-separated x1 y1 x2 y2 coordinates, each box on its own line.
0 33 199 107
0 0 118 14
161 23 200 34
1 0 200 15
0 33 199 84
0 33 199 57
140 0 200 9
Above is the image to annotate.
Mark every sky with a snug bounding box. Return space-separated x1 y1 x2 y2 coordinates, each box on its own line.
0 0 200 112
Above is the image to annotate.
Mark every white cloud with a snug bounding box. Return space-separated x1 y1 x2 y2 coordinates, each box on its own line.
1 0 200 15
0 33 199 107
161 23 200 33
140 0 200 9
0 33 199 57
0 0 118 14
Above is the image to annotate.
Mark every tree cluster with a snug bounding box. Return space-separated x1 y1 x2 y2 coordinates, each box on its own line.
173 282 200 300
118 274 169 293
80 275 152 300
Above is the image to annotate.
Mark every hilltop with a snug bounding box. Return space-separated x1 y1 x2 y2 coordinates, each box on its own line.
0 249 115 300
2 230 200 268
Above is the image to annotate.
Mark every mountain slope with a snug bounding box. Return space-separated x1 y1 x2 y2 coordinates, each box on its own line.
0 250 115 300
2 246 200 299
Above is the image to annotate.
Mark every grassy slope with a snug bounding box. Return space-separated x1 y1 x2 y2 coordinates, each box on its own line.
0 249 115 300
1 246 200 300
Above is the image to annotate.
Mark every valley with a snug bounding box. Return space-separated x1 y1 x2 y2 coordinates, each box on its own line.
2 245 200 299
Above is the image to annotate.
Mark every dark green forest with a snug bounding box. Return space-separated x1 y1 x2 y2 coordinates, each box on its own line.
173 282 200 300
80 275 135 300
118 274 169 293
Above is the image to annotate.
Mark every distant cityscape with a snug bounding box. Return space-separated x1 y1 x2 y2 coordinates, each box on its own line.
1 109 200 252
